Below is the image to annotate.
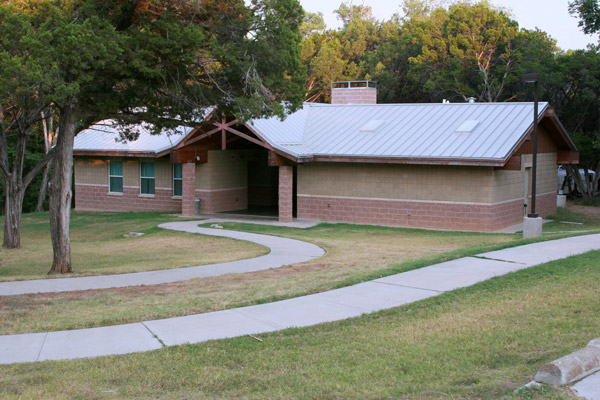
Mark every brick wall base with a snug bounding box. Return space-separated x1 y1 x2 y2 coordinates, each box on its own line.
535 192 557 218
75 184 248 214
298 192 557 232
75 185 182 212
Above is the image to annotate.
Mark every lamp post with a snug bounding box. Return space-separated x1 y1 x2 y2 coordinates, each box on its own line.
523 73 542 238
523 73 539 217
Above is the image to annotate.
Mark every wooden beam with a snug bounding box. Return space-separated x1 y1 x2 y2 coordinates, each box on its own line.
170 148 208 163
183 128 218 147
557 150 579 164
268 151 290 166
221 130 226 150
225 126 272 149
182 119 239 147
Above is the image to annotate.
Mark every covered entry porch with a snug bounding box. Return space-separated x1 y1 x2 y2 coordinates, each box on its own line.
171 118 296 222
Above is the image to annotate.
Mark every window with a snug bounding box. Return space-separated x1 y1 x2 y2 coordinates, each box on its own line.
140 161 155 195
173 163 183 196
109 160 123 193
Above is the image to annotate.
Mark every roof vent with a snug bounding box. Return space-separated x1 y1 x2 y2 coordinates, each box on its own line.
360 119 385 133
467 97 477 104
455 120 479 134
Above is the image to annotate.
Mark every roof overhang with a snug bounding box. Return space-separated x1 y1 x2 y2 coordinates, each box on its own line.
306 155 505 167
73 150 159 158
503 106 579 166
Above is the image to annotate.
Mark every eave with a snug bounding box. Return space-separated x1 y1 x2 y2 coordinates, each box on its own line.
307 155 506 167
73 150 159 158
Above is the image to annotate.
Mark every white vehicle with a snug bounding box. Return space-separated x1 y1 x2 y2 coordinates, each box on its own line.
557 166 596 195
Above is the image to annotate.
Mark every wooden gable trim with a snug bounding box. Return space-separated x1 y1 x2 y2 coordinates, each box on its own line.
504 107 579 167
225 126 272 150
499 154 521 171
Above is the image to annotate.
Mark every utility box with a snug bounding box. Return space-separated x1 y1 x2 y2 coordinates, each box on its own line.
194 197 201 215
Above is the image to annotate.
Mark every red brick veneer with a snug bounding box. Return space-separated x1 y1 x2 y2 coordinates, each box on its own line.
331 88 377 105
297 192 557 231
535 192 557 218
75 185 181 212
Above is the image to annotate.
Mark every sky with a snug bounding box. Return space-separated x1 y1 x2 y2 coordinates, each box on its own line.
298 0 598 50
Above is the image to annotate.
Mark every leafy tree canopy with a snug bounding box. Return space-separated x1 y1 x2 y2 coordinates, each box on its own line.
569 0 600 34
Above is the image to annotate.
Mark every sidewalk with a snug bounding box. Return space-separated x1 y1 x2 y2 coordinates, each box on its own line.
1 233 599 365
0 219 324 296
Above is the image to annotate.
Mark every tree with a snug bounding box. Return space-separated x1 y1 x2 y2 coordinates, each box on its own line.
408 2 520 102
569 0 600 34
36 109 58 212
2 0 306 273
547 48 600 199
0 6 58 248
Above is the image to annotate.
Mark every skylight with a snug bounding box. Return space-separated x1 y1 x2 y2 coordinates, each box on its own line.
360 120 385 133
455 120 479 134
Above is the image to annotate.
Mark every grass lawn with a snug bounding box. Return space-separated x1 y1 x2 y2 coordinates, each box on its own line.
1 250 598 399
1 221 520 334
1 208 599 334
543 206 600 232
0 212 268 281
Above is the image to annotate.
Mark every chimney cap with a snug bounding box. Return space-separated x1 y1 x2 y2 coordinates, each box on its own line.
332 80 377 89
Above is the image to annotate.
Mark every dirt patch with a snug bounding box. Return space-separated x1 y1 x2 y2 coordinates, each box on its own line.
567 204 600 217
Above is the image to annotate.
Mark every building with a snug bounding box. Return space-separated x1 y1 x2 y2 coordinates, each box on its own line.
73 81 578 231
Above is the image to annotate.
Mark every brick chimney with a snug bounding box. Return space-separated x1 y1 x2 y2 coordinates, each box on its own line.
331 81 377 104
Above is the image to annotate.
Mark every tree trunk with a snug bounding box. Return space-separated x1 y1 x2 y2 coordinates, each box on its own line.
36 162 51 212
48 106 77 274
2 178 25 249
565 164 592 200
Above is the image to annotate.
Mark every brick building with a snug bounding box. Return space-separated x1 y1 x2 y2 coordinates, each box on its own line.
73 81 578 231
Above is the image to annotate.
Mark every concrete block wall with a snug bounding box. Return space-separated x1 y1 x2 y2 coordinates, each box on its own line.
297 163 497 204
278 166 293 222
193 188 247 213
296 160 559 231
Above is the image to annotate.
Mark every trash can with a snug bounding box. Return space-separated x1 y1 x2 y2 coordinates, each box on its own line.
194 197 201 215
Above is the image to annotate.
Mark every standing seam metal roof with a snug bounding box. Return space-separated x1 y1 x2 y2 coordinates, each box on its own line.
74 120 194 154
75 102 549 164
249 102 548 162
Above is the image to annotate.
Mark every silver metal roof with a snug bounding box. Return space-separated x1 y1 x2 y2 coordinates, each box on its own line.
249 102 548 162
76 102 550 165
75 120 194 154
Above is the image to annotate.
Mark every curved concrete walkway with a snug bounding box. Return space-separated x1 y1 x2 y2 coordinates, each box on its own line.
0 220 325 296
1 233 599 365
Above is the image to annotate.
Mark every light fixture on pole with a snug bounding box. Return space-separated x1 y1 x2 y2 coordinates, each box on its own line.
524 73 540 218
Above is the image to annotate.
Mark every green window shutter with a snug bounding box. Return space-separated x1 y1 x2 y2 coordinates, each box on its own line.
140 161 155 194
140 161 155 178
110 177 123 192
173 180 182 196
109 160 123 193
109 160 123 176
173 163 182 179
173 163 183 196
